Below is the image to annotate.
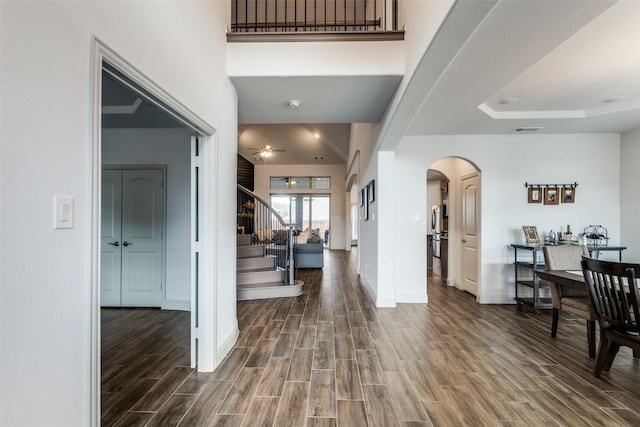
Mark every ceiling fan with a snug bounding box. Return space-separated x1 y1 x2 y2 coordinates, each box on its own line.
249 144 286 158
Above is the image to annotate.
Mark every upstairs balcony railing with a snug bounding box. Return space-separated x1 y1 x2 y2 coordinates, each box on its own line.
230 0 399 33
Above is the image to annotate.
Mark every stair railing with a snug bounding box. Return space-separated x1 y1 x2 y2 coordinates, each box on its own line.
231 0 398 33
237 184 296 285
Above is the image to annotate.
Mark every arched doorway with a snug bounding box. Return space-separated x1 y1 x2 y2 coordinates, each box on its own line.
427 157 481 298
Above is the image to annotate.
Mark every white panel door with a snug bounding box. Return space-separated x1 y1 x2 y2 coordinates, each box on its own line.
462 173 480 296
101 170 123 307
101 168 164 307
120 169 164 307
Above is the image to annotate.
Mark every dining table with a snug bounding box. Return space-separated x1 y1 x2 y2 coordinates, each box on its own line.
535 269 586 288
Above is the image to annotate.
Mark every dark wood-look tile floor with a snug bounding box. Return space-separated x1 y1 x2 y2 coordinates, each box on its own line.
102 250 640 426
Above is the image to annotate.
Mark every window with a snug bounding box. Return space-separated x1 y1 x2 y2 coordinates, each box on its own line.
312 177 331 189
270 177 289 189
271 194 330 244
270 176 330 189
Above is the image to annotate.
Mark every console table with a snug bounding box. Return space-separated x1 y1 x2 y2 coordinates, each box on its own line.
510 243 627 312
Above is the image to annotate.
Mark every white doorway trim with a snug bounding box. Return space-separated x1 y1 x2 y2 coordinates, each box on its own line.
90 37 217 427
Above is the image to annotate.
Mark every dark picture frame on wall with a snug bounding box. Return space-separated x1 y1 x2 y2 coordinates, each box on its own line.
359 187 365 206
544 186 559 205
362 185 369 220
561 186 576 203
528 186 542 203
368 179 375 202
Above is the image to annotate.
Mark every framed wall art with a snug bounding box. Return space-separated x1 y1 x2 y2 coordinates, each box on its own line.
544 186 559 205
528 186 542 203
368 179 375 202
561 186 575 203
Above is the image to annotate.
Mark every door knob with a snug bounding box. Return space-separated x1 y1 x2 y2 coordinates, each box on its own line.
108 242 120 247
122 241 131 246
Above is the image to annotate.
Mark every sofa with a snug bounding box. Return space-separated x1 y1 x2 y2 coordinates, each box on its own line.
294 228 324 268
294 242 324 268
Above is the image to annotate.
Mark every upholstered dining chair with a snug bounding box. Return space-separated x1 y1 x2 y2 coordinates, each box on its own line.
581 257 640 377
543 245 596 358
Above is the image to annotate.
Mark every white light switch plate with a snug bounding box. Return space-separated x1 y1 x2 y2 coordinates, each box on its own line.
54 196 74 229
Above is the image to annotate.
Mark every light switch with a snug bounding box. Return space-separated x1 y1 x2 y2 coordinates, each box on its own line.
54 196 74 229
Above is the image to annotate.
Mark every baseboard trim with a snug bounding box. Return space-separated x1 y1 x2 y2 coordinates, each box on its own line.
163 299 191 311
396 293 427 303
217 325 239 363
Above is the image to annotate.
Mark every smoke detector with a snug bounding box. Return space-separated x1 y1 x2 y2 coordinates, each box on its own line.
289 99 301 109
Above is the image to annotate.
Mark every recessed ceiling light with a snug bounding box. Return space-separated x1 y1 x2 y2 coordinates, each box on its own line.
602 96 626 104
314 133 320 138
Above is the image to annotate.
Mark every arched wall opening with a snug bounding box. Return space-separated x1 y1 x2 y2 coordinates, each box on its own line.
426 156 481 300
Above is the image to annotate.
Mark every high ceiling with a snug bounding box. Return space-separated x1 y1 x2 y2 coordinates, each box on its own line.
238 123 350 165
103 0 640 164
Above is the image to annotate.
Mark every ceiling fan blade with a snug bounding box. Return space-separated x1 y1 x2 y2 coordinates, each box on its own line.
272 149 286 152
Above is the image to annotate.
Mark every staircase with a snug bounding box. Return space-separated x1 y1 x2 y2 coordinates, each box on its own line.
236 187 304 300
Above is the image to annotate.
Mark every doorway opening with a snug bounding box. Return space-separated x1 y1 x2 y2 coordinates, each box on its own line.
426 157 481 299
91 39 217 425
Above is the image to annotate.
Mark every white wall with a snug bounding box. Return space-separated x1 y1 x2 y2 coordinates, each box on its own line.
102 128 193 308
253 164 347 250
389 134 621 306
0 2 237 425
621 128 640 262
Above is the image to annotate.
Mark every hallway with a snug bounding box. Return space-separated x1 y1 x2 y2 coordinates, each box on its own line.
103 250 640 426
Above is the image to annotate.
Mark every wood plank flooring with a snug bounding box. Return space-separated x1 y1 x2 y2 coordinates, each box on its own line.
102 249 640 426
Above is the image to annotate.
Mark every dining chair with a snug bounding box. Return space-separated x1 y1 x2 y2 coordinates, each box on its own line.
581 257 640 377
543 245 596 358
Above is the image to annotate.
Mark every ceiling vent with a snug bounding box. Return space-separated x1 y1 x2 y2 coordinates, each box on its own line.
511 127 543 133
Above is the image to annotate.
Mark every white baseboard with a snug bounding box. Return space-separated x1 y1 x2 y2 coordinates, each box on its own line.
396 293 427 303
217 325 239 363
163 299 191 311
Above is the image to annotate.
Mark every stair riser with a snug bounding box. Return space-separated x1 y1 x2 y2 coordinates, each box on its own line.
237 270 284 285
237 257 276 271
237 235 253 246
237 245 264 259
237 282 303 301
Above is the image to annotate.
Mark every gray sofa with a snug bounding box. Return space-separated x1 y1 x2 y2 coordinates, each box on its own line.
294 243 324 268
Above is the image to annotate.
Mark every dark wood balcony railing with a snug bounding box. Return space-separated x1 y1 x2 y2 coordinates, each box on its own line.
231 0 398 33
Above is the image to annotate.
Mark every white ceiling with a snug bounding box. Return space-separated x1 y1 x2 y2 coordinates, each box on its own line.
104 0 640 164
238 123 351 165
403 0 640 136
232 0 639 163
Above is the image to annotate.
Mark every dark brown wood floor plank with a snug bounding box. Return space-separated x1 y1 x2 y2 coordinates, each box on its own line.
218 367 265 415
177 380 233 426
336 359 364 400
145 393 198 427
337 399 369 427
102 251 640 427
313 339 335 370
110 411 155 427
241 396 279 427
362 384 401 427
244 339 277 368
272 332 297 357
288 348 314 381
255 357 291 397
273 381 310 427
308 369 336 417
131 366 194 411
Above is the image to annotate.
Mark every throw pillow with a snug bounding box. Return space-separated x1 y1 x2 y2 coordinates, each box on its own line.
307 230 322 244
